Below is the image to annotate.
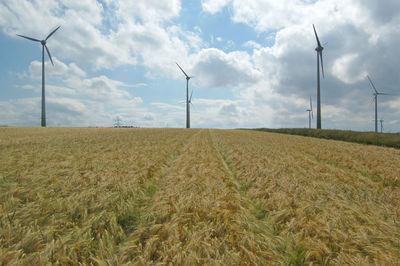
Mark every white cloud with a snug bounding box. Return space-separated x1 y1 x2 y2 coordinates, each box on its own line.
219 103 239 116
28 58 86 78
230 0 315 31
0 98 42 126
201 0 231 14
243 40 262 50
115 0 181 23
152 102 185 111
47 85 77 96
332 53 367 84
143 113 156 121
1 0 190 72
191 48 261 88
194 98 238 106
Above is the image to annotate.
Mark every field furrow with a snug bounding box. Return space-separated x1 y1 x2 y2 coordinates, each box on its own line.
120 130 298 264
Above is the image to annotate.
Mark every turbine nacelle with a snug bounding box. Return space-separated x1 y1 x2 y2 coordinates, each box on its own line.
17 26 60 67
176 62 190 78
367 75 391 96
315 46 324 52
313 24 325 79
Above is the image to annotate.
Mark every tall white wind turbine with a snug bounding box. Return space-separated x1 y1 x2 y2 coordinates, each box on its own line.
176 63 193 128
306 96 313 129
17 26 61 127
367 75 390 133
313 24 324 129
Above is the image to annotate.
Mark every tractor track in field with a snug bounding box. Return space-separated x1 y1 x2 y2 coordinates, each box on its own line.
119 129 297 264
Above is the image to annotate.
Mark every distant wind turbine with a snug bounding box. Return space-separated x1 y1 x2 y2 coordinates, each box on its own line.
306 96 313 129
379 119 384 133
367 75 390 133
17 26 61 127
313 24 325 129
176 63 193 128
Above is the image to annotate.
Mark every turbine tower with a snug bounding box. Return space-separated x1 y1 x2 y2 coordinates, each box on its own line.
367 75 390 133
313 24 325 129
176 63 193 128
306 96 313 129
379 119 384 133
17 26 61 127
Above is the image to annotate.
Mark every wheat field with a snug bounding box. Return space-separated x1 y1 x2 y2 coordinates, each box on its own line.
0 127 399 265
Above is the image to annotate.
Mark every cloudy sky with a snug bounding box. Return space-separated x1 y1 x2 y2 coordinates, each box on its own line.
1 0 399 131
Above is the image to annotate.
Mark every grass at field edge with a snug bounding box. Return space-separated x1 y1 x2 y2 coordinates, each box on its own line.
243 128 400 149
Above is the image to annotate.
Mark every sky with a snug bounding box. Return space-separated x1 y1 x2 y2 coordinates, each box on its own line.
0 0 400 131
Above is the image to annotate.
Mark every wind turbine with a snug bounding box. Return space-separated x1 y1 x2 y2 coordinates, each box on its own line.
176 63 193 128
313 24 324 129
367 75 390 133
379 119 384 133
306 96 313 129
17 26 61 127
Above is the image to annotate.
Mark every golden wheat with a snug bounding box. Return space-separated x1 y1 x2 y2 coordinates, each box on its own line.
0 127 399 264
211 129 400 264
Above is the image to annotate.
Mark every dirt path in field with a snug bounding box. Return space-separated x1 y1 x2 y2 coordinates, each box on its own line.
119 129 293 264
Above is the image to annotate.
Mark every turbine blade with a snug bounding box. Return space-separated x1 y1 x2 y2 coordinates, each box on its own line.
17 34 40 42
371 96 375 105
189 90 193 102
176 62 189 78
310 97 314 118
319 52 325 78
45 25 61 41
45 45 54 66
367 75 378 93
378 93 391 95
313 24 322 48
